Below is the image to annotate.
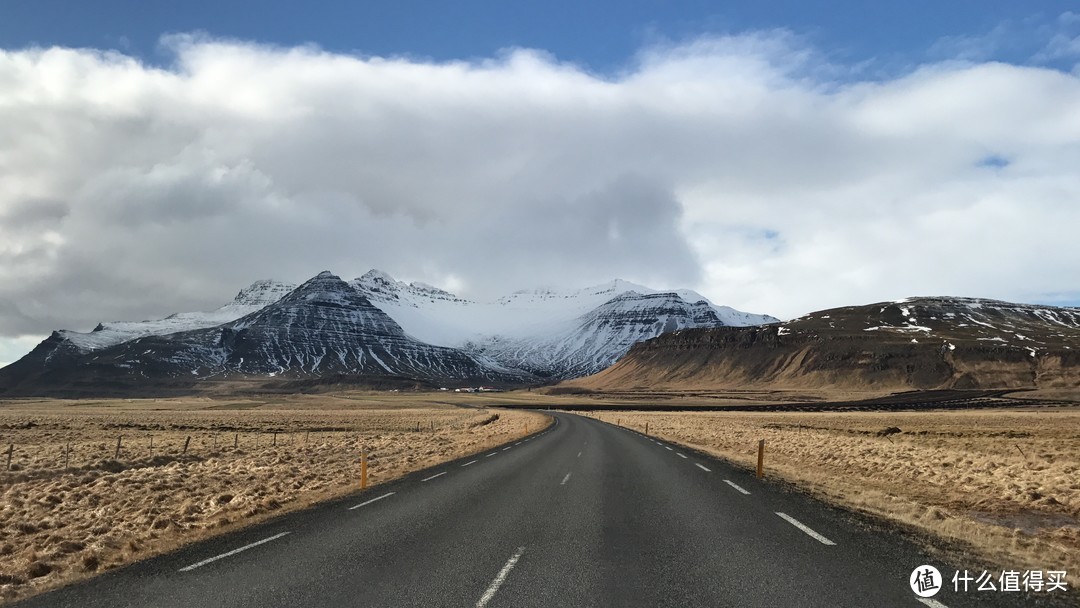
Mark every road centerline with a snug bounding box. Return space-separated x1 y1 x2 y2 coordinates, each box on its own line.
476 546 525 608
695 463 711 472
421 471 447 482
461 460 478 467
347 492 396 510
917 598 950 608
178 532 290 572
676 453 687 459
561 472 572 486
776 512 836 545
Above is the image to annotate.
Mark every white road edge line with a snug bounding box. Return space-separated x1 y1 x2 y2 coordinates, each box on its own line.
347 492 396 510
561 472 572 486
677 453 688 459
776 512 836 545
916 598 950 608
476 546 525 608
461 460 478 467
179 532 290 572
422 471 447 482
723 480 751 495
695 463 711 472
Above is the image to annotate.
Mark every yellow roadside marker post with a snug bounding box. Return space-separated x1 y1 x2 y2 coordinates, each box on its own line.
361 448 368 490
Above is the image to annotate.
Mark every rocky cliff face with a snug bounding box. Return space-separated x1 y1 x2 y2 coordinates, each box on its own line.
570 297 1080 392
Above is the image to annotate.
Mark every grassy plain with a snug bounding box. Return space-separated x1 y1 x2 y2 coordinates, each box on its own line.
0 393 548 603
601 408 1080 587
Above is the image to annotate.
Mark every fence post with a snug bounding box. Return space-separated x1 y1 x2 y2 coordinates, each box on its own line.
234 433 239 449
6 444 13 471
273 432 277 446
183 436 191 454
360 448 368 490
64 443 70 469
115 436 122 459
645 422 649 435
756 439 765 479
149 436 153 458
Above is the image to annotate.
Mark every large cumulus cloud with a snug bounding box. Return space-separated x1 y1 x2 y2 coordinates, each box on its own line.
2 29 1080 364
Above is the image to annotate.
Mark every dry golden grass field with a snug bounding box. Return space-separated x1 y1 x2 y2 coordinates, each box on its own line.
0 394 548 603
600 408 1080 588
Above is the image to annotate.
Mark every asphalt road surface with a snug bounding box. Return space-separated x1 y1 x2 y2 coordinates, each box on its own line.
17 412 1051 607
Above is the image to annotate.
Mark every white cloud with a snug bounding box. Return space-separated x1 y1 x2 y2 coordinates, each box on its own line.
2 31 1080 365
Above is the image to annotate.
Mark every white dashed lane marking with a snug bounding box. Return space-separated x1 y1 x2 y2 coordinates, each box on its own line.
421 472 447 482
476 547 525 608
695 463 711 472
561 472 572 486
776 512 836 546
347 492 395 510
723 480 750 495
461 460 478 467
179 532 290 572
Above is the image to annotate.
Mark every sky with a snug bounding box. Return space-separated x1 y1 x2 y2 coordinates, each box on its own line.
2 2 1080 366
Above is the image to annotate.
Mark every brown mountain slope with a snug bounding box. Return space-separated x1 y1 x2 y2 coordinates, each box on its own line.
568 297 1080 392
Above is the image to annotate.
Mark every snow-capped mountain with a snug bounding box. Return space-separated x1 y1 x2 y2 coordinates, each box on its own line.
572 296 1080 392
350 271 776 347
350 270 776 379
0 269 777 394
0 273 522 393
466 291 737 379
56 279 296 352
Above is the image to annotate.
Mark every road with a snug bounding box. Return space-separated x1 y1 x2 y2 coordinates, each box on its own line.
17 412 1043 607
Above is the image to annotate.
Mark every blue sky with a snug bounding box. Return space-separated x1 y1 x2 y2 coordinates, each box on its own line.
3 1 1078 73
2 2 1080 367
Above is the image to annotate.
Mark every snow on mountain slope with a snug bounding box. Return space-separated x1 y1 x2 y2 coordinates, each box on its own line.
465 291 733 378
57 279 296 352
350 270 775 347
2 269 777 393
19 272 525 385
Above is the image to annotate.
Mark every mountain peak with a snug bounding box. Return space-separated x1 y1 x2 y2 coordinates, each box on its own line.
233 279 296 306
359 269 397 284
284 271 358 305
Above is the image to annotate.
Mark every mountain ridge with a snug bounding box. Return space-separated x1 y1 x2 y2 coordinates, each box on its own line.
568 296 1080 392
0 269 773 395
